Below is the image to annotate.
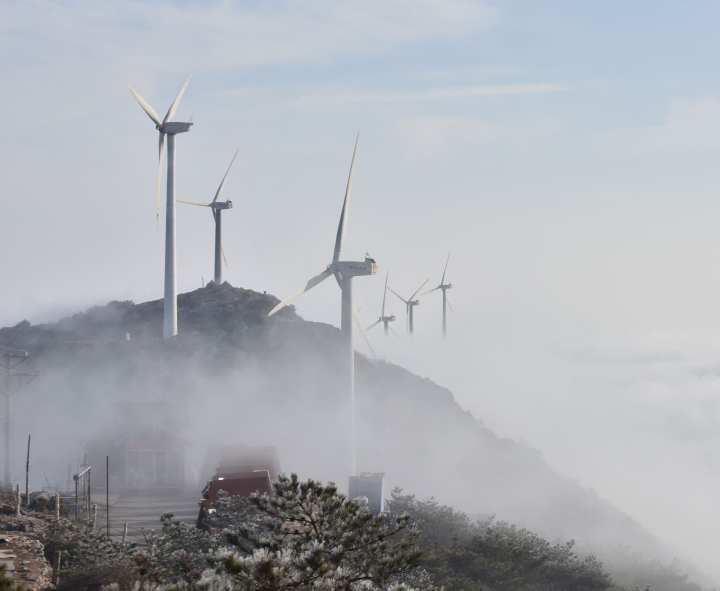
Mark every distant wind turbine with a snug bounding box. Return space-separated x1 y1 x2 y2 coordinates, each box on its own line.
422 253 453 336
179 149 239 285
390 279 428 334
268 135 377 476
367 273 396 335
130 78 192 339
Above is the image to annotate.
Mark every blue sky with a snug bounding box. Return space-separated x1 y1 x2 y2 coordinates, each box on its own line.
3 0 720 581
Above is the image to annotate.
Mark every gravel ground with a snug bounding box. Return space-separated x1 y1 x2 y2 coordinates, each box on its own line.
0 494 54 590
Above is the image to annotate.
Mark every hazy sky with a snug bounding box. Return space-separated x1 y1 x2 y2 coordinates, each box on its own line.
3 0 720 580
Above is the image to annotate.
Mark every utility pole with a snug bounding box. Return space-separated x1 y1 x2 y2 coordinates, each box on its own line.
106 455 110 537
1 348 36 489
25 433 30 505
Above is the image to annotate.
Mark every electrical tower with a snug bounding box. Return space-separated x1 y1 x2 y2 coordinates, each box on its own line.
1 348 36 489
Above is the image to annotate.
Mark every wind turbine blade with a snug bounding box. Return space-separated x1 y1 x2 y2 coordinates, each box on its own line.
389 287 409 305
129 87 161 126
333 134 359 263
447 295 455 312
212 149 239 203
222 245 229 268
381 273 389 317
410 278 430 301
156 133 165 228
367 319 382 331
420 285 442 296
441 252 451 285
354 309 377 358
177 199 210 207
162 77 191 125
268 291 304 317
268 268 333 317
304 268 333 291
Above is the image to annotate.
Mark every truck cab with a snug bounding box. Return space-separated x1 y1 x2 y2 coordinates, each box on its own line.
197 446 280 526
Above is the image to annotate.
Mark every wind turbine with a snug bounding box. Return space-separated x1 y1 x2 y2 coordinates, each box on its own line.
179 149 239 285
367 273 396 335
130 78 192 339
423 253 453 336
389 279 428 334
268 135 377 476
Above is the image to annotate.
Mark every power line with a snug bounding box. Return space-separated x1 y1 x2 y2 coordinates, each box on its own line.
1 348 37 488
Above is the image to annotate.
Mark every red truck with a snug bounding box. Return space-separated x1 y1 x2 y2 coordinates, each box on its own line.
197 446 280 526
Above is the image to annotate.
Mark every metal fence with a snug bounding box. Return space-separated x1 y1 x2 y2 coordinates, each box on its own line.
72 465 92 522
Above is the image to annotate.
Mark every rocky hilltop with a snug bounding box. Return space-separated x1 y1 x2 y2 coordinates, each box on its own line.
0 283 663 559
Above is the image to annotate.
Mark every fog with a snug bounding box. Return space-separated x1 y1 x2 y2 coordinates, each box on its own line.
2 0 720 584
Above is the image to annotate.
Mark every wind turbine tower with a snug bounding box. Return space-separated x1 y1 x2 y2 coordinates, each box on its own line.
130 78 192 339
368 273 396 335
268 135 377 476
424 253 453 336
390 279 428 334
179 149 239 284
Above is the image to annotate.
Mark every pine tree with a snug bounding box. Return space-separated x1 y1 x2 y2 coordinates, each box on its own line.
221 474 430 590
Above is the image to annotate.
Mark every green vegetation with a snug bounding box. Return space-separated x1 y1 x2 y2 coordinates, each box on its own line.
0 565 19 591
388 489 612 590
37 475 709 591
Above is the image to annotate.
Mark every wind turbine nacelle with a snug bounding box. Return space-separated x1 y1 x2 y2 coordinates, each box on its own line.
445 283 453 290
163 121 193 135
385 315 396 322
410 300 420 306
336 259 377 277
214 200 233 210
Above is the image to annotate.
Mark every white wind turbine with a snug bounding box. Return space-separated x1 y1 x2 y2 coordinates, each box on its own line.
389 279 429 335
268 135 378 476
130 78 192 339
179 149 239 285
367 273 396 335
422 253 453 336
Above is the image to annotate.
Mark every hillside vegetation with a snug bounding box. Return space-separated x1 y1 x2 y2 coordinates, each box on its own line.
0 282 709 589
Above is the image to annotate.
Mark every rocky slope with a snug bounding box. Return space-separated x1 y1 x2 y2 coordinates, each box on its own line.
0 493 53 591
0 283 664 560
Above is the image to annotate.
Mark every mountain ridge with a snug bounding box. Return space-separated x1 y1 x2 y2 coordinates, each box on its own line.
0 282 666 563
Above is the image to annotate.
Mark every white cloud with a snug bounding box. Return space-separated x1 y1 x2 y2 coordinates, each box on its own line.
2 0 496 73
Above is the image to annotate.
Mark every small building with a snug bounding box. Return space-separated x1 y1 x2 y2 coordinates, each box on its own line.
123 426 185 490
349 472 385 514
85 402 186 492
